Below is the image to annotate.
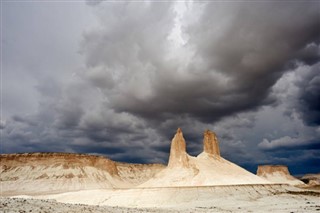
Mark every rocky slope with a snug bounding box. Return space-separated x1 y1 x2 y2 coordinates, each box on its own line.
5 186 320 213
257 165 304 186
30 184 293 208
300 173 320 186
116 162 165 186
0 153 164 195
0 197 178 213
140 129 269 187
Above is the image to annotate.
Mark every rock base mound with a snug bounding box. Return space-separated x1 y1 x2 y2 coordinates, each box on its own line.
257 165 304 186
300 173 320 186
140 129 269 187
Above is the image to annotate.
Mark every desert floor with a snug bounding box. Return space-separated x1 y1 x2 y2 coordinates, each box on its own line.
1 186 320 213
0 197 182 213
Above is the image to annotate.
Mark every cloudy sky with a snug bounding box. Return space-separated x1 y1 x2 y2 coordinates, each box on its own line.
1 1 319 175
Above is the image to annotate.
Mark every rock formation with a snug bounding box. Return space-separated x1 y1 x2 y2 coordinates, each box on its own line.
140 128 270 187
0 153 165 195
300 173 320 186
257 165 290 177
116 163 165 185
203 129 220 157
1 128 273 192
168 128 190 168
257 165 304 186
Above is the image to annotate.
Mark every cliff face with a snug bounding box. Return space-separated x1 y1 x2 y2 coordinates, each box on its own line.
0 153 165 195
257 165 304 186
257 165 290 176
116 163 165 185
203 130 220 157
1 153 119 176
167 128 190 168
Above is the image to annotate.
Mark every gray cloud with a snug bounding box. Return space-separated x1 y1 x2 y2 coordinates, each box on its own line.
86 0 104 6
0 120 6 129
258 136 320 151
295 63 320 126
80 1 320 126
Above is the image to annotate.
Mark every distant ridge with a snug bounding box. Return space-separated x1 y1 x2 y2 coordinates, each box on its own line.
0 152 164 195
1 128 274 195
257 165 304 186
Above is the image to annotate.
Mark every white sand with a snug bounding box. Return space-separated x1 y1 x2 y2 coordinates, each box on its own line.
0 197 177 213
0 165 127 195
260 172 305 186
4 185 320 212
17 184 287 207
257 165 305 186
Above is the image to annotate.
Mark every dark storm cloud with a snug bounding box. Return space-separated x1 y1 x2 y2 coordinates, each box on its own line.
72 144 126 155
258 136 320 151
295 43 320 65
82 1 320 126
252 149 320 175
12 115 37 126
295 151 320 173
81 2 174 67
0 120 6 129
54 103 84 129
86 0 104 6
1 118 70 154
295 63 320 126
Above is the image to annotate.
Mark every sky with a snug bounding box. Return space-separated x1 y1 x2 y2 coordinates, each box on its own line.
1 0 320 175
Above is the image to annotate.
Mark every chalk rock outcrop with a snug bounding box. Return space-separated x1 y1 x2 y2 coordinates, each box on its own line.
257 165 304 186
140 128 270 187
0 153 165 195
1 129 272 193
301 173 320 186
167 128 190 168
203 130 220 157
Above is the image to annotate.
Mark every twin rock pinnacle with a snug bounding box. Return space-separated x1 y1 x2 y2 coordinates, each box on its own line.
168 128 221 167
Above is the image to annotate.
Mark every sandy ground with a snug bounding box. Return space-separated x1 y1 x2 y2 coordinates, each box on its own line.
2 185 319 213
1 193 319 213
0 197 181 213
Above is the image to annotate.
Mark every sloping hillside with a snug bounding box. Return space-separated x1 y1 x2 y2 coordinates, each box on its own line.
257 165 304 186
0 153 164 195
140 129 270 187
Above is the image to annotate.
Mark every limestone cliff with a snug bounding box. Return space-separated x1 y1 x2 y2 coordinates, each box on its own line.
203 130 220 157
167 128 190 168
0 153 165 195
257 165 304 186
0 152 119 175
257 165 291 177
